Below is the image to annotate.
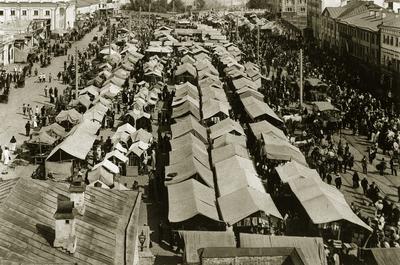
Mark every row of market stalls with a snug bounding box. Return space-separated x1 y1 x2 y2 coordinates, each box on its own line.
40 31 155 190
212 30 372 242
165 42 283 235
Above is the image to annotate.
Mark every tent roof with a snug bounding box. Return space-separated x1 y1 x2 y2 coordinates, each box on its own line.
275 160 321 184
88 166 114 186
213 133 247 149
175 63 197 78
366 248 400 265
28 131 57 145
168 179 220 223
202 100 230 120
55 109 82 124
172 100 201 120
165 156 214 188
79 85 99 97
169 144 210 168
40 123 66 138
116 123 137 135
210 118 244 140
92 159 119 174
130 128 153 144
211 144 249 165
312 101 339 112
171 115 208 144
288 177 372 231
218 187 282 225
170 132 208 151
202 88 228 103
262 133 307 165
105 149 129 163
172 95 200 109
241 97 282 123
199 76 222 89
237 87 264 102
179 231 236 264
249 120 286 140
181 54 196 64
240 234 328 265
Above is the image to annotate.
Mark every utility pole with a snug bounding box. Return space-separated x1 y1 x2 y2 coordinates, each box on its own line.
236 16 238 41
108 18 111 57
299 48 303 107
257 24 260 66
148 0 151 26
75 46 78 99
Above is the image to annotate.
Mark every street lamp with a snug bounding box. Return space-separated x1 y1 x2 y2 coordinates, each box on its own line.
138 230 146 251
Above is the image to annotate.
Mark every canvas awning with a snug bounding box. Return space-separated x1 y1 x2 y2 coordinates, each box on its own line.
171 115 208 144
170 134 207 153
275 160 321 184
169 144 209 168
312 101 339 112
168 179 220 223
79 85 99 97
364 248 400 265
28 131 57 145
209 118 244 140
288 177 372 231
213 133 247 149
241 97 282 124
172 95 200 109
165 156 214 188
40 123 66 138
55 109 82 125
202 100 230 120
218 187 282 225
249 120 286 140
130 128 153 144
240 234 327 265
262 133 307 165
179 231 236 264
211 144 249 165
175 63 197 78
105 150 128 164
116 123 136 135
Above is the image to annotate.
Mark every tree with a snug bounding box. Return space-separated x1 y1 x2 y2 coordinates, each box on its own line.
247 0 269 9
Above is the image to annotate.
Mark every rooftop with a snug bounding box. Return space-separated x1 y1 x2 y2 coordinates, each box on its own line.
338 8 396 32
0 178 139 265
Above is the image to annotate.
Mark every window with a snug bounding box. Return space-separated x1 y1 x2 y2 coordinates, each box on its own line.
396 37 399 47
391 36 394 45
45 10 50 16
22 10 27 16
34 10 38 16
0 10 3 16
301 7 306 12
65 220 70 224
10 9 15 16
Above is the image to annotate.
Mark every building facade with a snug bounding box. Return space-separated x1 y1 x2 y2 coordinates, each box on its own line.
0 35 15 66
0 0 76 31
281 0 308 17
379 19 400 91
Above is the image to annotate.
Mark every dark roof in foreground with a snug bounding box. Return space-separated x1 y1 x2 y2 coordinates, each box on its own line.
0 178 139 265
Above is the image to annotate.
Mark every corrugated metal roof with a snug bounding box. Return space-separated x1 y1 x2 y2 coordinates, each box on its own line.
0 178 139 264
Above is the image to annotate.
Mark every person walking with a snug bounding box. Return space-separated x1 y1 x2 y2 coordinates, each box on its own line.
335 174 342 190
1 147 11 166
361 177 369 195
362 155 368 174
391 156 398 176
9 136 16 152
379 158 386 176
44 85 48 97
48 73 52 83
352 171 360 188
22 103 26 116
54 87 58 99
25 121 31 136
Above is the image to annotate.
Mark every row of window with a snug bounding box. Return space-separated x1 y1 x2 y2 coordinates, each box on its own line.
338 25 379 45
0 9 50 17
382 34 400 47
285 7 306 12
383 55 400 71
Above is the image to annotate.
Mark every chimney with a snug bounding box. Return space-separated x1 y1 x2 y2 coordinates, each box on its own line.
69 175 86 215
53 198 77 254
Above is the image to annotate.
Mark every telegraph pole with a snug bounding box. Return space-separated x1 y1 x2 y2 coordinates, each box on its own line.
299 49 303 107
75 46 78 98
257 24 260 66
236 16 239 41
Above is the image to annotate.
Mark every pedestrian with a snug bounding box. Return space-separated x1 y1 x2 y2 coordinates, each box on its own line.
361 177 368 195
335 175 342 190
34 68 38 76
49 73 52 83
27 104 32 120
362 155 368 174
9 136 16 152
54 87 58 98
391 156 398 176
25 121 31 136
1 146 11 166
44 85 48 97
378 158 386 176
352 171 360 188
326 173 332 185
35 105 39 115
22 103 26 116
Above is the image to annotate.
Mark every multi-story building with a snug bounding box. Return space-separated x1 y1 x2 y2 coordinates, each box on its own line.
281 0 308 17
379 19 400 91
337 9 395 66
320 1 377 49
307 0 345 39
0 34 15 66
0 0 76 31
77 0 100 15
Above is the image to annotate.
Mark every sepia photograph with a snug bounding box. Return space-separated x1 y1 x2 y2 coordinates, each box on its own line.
0 0 398 264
